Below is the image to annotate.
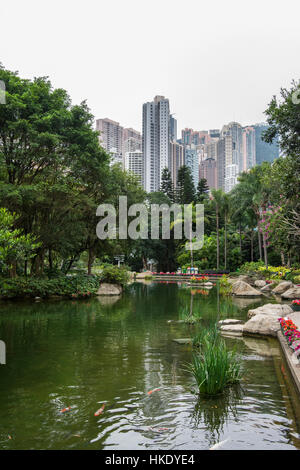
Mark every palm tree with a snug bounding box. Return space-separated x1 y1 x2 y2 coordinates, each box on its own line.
210 189 224 270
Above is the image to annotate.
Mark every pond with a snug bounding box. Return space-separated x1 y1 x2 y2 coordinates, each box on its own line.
1 281 300 450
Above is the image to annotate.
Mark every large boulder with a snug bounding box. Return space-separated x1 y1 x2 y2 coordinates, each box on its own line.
231 280 262 297
255 280 266 288
243 313 280 337
272 281 293 295
247 303 293 318
281 286 300 299
96 283 122 296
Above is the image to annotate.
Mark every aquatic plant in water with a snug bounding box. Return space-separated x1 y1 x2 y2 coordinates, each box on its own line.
187 326 242 396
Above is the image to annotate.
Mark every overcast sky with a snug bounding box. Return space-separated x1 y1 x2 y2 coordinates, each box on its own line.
1 0 300 134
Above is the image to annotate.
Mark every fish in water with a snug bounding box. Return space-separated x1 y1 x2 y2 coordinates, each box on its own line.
60 406 71 413
209 438 229 450
94 404 105 416
147 388 160 395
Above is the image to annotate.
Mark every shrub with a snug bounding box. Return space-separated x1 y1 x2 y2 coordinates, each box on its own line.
99 265 129 287
0 274 100 299
239 261 265 274
186 325 242 396
219 275 232 296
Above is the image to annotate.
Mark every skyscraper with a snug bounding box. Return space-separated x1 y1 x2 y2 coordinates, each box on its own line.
170 141 185 188
124 150 144 186
142 95 170 192
242 126 256 171
253 123 279 164
221 122 243 192
96 118 123 155
199 157 217 190
185 147 199 188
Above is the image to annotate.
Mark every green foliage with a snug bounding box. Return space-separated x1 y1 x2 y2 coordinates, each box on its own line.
0 274 100 299
0 208 39 275
219 275 232 296
99 265 130 287
176 165 196 204
239 261 265 274
186 326 242 396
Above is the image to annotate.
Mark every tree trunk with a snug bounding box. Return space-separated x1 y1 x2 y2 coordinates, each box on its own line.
216 206 219 270
9 260 17 278
87 248 95 276
281 252 286 266
257 227 263 261
49 249 53 270
224 216 227 270
263 233 268 268
250 229 254 262
239 222 242 254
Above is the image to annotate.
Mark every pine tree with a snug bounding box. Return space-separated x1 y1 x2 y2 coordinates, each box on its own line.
197 178 209 202
176 165 196 204
160 168 174 201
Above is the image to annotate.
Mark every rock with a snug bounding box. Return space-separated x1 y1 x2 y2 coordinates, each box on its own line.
243 313 280 337
218 319 244 326
220 324 244 336
172 338 192 344
231 280 262 297
272 281 293 295
260 283 274 293
238 275 255 285
281 286 300 299
96 283 122 296
254 280 266 288
203 282 213 286
247 303 293 318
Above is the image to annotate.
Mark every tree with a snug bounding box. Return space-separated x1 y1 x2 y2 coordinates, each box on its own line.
264 81 300 158
176 165 195 204
210 189 223 270
196 178 209 202
160 168 174 201
0 208 38 277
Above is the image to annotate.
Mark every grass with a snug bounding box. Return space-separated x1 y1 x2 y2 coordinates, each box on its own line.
187 325 242 396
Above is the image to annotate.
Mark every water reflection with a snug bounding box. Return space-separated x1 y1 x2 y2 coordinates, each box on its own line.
0 282 300 449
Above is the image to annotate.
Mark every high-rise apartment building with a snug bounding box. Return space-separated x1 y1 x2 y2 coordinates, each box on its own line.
185 147 199 188
221 122 243 192
96 118 124 155
242 126 256 171
142 95 170 192
170 141 184 188
170 115 177 142
199 157 217 190
124 150 144 186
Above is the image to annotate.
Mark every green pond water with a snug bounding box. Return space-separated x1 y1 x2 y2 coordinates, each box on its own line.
1 281 300 450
